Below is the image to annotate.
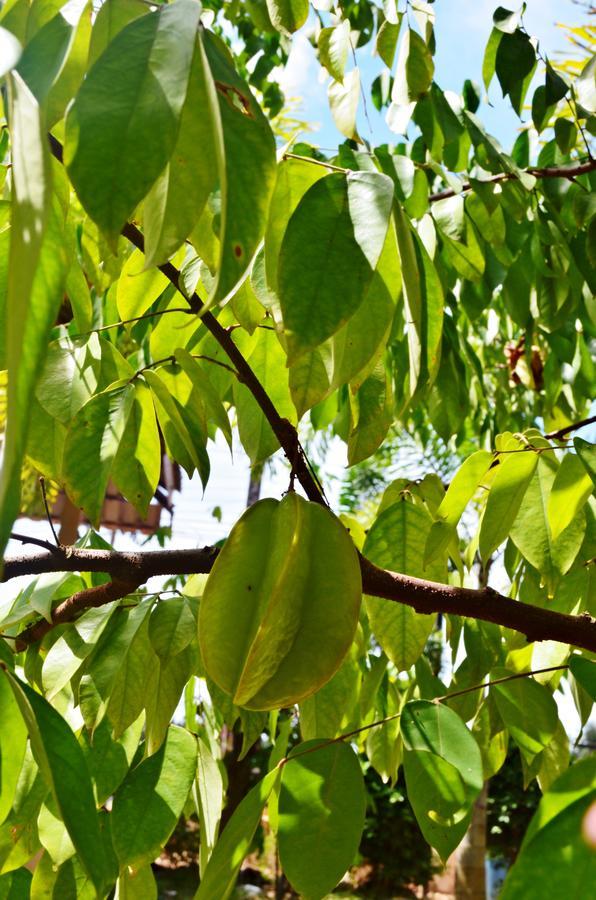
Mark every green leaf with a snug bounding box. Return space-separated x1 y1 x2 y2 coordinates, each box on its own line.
478 446 538 561
196 767 280 900
144 646 193 754
41 603 118 700
574 438 596 488
44 3 92 128
576 54 596 114
0 673 27 825
143 34 219 267
266 0 308 34
80 601 152 732
347 360 393 466
328 68 361 141
264 156 326 297
202 30 276 304
1 669 112 895
106 609 158 738
288 345 332 421
318 20 350 81
81 716 144 807
0 26 21 77
30 851 97 899
0 73 68 556
501 790 596 898
569 656 596 701
143 367 209 486
401 700 484 793
16 8 72 103
510 458 585 581
364 500 446 671
194 737 224 877
115 865 157 900
148 598 195 660
300 649 361 740
495 29 536 115
174 349 233 448
65 0 202 243
233 329 296 463
532 85 555 132
425 450 492 564
548 452 593 541
112 380 161 516
401 700 483 862
491 669 558 762
554 117 577 154
493 6 522 33
115 248 171 321
330 258 396 391
483 27 503 90
393 28 434 104
0 869 31 898
545 61 569 106
37 799 75 867
111 726 197 869
87 0 147 67
279 741 366 898
0 747 47 873
393 201 443 394
63 384 135 526
375 16 402 69
279 171 393 361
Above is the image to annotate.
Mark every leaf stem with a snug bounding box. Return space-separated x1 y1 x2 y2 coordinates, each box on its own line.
283 664 569 763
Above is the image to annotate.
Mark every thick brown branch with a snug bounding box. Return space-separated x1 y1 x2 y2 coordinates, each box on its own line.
40 135 596 654
5 546 596 653
48 136 322 501
545 414 596 441
358 557 596 652
2 545 219 582
13 577 143 650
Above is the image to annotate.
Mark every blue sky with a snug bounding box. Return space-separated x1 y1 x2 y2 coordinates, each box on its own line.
277 0 581 152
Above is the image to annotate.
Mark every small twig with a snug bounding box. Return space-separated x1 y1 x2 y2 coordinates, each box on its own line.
282 152 347 173
545 414 596 441
39 477 60 547
283 664 569 763
191 354 240 377
438 664 568 703
349 35 374 143
70 307 194 338
565 96 593 161
9 532 62 554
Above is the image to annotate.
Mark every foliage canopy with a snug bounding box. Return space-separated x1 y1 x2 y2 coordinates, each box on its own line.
0 0 595 897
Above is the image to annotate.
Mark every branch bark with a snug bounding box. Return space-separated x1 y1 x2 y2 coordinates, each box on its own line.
13 577 143 650
37 136 596 656
428 159 596 202
545 414 596 441
4 545 596 653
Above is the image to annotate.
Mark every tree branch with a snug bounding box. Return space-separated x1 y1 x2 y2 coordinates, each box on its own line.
39 135 596 655
13 577 144 651
4 545 596 653
428 158 596 203
281 147 596 203
545 414 596 441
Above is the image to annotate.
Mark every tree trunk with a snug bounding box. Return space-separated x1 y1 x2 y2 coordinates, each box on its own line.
246 464 263 507
58 494 80 545
455 783 488 900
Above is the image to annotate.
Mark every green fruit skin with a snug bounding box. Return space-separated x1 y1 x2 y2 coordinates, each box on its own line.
198 493 362 710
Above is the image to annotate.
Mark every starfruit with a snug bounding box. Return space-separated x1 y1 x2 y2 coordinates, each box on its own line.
198 492 362 710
